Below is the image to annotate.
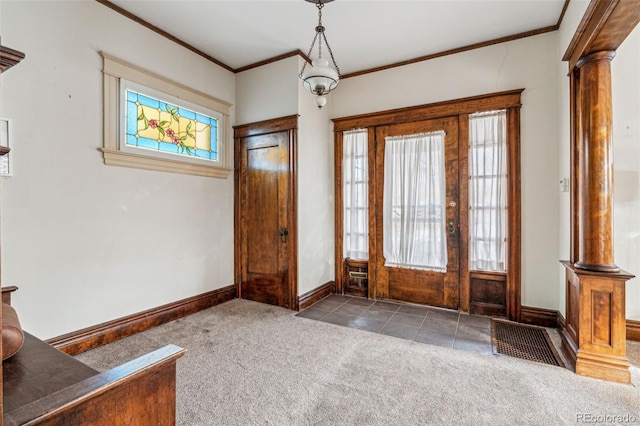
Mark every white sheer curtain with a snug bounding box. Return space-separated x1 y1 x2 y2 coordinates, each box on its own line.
383 131 447 272
469 110 507 271
343 129 369 260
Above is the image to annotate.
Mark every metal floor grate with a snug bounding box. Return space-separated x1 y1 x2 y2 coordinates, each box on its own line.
491 320 564 367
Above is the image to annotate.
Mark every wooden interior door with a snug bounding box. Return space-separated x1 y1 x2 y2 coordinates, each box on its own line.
235 117 297 309
373 117 460 309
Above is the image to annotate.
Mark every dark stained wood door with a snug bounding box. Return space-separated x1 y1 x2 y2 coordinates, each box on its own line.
374 117 460 309
235 117 297 309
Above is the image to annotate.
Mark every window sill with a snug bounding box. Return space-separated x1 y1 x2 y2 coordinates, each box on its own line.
100 148 232 178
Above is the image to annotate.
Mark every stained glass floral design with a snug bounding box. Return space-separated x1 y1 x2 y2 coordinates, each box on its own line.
125 90 218 161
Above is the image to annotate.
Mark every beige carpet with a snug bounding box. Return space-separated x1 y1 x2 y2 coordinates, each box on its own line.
76 299 640 426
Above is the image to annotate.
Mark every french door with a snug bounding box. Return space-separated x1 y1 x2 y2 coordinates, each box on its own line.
372 117 460 309
334 90 522 319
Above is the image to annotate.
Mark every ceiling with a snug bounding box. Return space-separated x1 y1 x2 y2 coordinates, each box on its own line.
108 0 569 76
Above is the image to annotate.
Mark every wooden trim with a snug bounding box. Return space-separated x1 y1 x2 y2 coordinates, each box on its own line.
233 115 299 138
521 305 561 328
46 285 236 355
341 27 557 79
627 319 640 342
506 107 522 321
1 286 18 305
332 89 524 132
0 46 26 73
100 148 233 178
469 271 507 281
458 114 470 312
334 131 344 294
518 308 640 342
556 0 571 29
557 311 566 330
96 0 234 72
235 50 309 73
298 281 336 310
366 128 377 300
288 124 300 311
563 0 640 70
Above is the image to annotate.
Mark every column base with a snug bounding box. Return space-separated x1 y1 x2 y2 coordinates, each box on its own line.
574 261 619 273
576 350 632 384
561 261 634 384
561 310 632 384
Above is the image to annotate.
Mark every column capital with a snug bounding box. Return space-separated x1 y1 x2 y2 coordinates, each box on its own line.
576 51 616 68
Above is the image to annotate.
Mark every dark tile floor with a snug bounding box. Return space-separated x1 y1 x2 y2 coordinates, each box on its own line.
296 294 494 356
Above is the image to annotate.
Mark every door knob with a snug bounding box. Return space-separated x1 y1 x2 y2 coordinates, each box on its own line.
279 227 288 243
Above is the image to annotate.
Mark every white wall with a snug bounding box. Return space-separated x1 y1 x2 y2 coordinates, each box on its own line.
235 56 299 125
297 57 335 295
0 1 236 339
332 33 561 310
556 0 590 318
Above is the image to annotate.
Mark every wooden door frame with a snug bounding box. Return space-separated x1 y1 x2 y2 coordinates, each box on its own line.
233 115 299 310
333 90 523 320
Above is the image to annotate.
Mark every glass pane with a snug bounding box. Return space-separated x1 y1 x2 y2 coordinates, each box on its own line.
343 129 369 260
469 110 507 272
383 131 447 272
125 89 218 161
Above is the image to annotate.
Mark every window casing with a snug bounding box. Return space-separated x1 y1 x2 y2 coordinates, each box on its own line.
101 52 232 178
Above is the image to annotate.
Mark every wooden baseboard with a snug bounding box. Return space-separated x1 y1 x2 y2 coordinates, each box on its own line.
298 281 335 310
520 305 559 328
627 319 640 342
525 307 639 343
47 285 236 355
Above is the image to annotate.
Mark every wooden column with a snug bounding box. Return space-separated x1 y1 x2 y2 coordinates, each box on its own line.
574 51 618 273
562 54 634 383
560 0 640 383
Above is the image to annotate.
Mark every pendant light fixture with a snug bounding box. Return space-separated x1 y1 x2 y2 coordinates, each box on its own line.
299 0 340 109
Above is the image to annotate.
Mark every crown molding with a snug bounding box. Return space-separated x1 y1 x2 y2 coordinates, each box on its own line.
0 45 26 73
96 0 570 78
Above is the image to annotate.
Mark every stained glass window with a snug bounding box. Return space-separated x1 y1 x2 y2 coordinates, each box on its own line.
123 84 219 162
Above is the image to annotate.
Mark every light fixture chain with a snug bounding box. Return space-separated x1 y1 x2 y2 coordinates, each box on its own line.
322 33 340 77
317 1 323 26
299 31 320 78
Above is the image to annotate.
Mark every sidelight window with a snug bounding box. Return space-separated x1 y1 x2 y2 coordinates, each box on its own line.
469 110 507 272
343 129 369 260
383 131 447 272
